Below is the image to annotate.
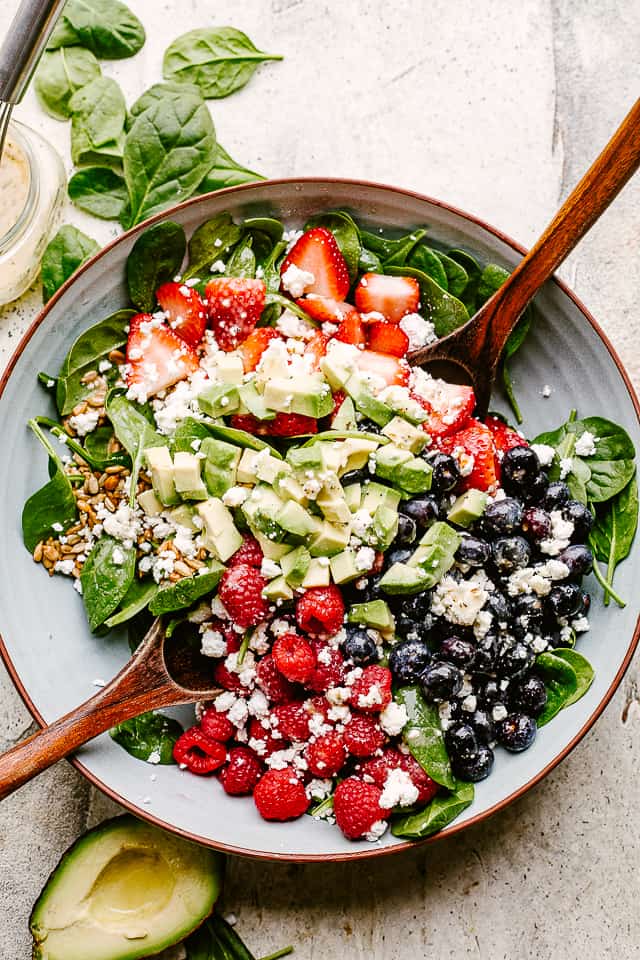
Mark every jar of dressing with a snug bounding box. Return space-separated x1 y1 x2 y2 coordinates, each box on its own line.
0 121 65 306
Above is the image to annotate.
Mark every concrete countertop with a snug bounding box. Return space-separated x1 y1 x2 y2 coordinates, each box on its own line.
1 1 639 956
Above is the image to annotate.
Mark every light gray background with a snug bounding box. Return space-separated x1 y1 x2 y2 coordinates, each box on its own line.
1 1 639 956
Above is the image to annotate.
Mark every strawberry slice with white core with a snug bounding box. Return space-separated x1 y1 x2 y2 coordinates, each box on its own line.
411 375 475 438
126 313 200 400
156 282 207 348
297 295 359 325
281 227 350 300
356 348 410 388
205 277 266 351
354 273 420 323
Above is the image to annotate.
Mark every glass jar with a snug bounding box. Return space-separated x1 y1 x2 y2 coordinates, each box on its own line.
0 120 65 306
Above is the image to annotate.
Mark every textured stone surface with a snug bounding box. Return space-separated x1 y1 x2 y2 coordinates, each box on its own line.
0 0 639 956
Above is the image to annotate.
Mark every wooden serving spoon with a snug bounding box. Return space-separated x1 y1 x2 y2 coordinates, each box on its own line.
409 97 640 415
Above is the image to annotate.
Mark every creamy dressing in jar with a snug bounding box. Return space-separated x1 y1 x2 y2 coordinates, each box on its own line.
0 138 30 239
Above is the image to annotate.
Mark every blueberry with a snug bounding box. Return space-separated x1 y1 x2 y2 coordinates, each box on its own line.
386 547 413 567
456 535 491 567
521 506 552 542
405 592 433 618
563 500 594 542
451 744 494 782
509 676 547 717
469 633 499 673
444 723 478 760
484 498 523 536
401 495 440 528
395 613 433 643
342 625 379 665
427 453 460 494
468 708 495 745
477 678 502 707
495 713 537 752
513 593 545 627
393 514 417 547
543 480 571 510
545 582 583 620
557 544 593 578
523 471 549 505
389 638 432 684
491 536 532 573
495 641 535 679
501 446 541 496
439 635 476 667
354 573 384 603
486 591 512 623
341 468 368 486
420 661 463 702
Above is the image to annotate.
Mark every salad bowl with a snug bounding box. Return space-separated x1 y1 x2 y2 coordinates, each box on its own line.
0 177 638 861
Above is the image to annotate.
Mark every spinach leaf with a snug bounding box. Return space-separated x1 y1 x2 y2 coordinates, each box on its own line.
226 236 256 278
552 649 595 706
208 423 283 457
70 126 126 169
105 392 164 504
110 711 183 764
56 309 133 415
47 0 146 59
183 212 242 281
123 90 217 226
173 417 215 453
408 245 448 290
126 221 187 312
386 265 469 338
240 217 284 245
304 211 361 283
149 564 225 616
35 417 130 472
34 47 101 120
434 251 468 298
590 474 638 603
104 578 158 628
197 142 266 193
68 167 128 221
535 651 578 726
209 915 256 960
360 228 426 266
261 240 287 294
69 76 127 149
499 312 532 424
163 26 282 99
84 425 113 459
358 246 382 274
22 421 77 553
183 918 217 959
80 535 136 631
41 225 100 303
129 81 202 121
391 781 474 839
447 248 481 314
396 685 455 790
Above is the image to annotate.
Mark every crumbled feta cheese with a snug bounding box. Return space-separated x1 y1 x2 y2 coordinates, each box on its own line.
431 571 490 626
54 558 75 576
306 778 333 800
51 522 64 532
68 409 101 437
380 768 419 809
210 259 226 273
111 547 125 566
276 308 315 340
542 384 552 397
379 701 408 736
365 819 388 842
98 502 142 548
530 443 556 467
201 629 227 658
398 312 436 350
559 457 573 480
357 683 383 709
572 616 590 633
540 510 574 556
492 704 508 722
355 546 376 572
215 691 237 713
271 618 291 638
281 263 315 298
227 698 249 728
247 689 269 717
461 694 477 713
260 558 282 579
221 485 249 508
574 431 598 457
147 749 161 765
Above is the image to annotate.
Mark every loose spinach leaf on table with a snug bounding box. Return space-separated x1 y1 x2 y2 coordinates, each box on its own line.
197 143 266 193
110 711 183 763
183 212 243 280
304 211 362 283
68 167 129 221
69 76 127 149
129 80 202 120
22 421 78 553
552 648 595 706
105 577 159 628
391 781 474 839
163 26 282 99
126 221 187 312
105 391 164 504
56 309 133 415
34 47 101 120
386 265 469 338
41 225 100 303
396 685 455 790
47 0 146 59
149 564 225 616
590 474 638 604
535 651 578 726
80 535 136 631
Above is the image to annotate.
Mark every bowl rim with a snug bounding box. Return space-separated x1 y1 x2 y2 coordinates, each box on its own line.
1 176 639 862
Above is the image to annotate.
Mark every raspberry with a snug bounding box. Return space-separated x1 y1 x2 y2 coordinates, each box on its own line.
173 727 227 775
218 563 271 628
213 660 243 692
255 654 297 705
305 731 347 777
306 642 345 692
349 665 392 713
229 535 263 568
200 709 235 742
296 585 345 638
333 777 391 840
307 695 331 721
254 768 310 821
248 718 282 757
230 412 318 437
360 749 439 805
272 633 317 684
360 748 404 787
343 713 386 757
271 701 311 742
219 746 263 795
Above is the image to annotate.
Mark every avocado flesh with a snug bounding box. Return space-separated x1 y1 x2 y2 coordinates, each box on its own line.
30 815 223 960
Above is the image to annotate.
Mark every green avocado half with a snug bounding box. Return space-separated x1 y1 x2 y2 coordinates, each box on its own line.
30 815 224 960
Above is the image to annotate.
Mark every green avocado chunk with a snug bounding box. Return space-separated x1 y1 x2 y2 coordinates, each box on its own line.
29 814 224 960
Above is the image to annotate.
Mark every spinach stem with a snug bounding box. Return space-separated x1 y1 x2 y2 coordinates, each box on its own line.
568 409 578 423
237 629 252 665
308 795 334 818
591 559 626 608
258 948 294 960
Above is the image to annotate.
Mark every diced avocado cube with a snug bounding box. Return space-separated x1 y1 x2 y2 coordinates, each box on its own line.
407 521 461 587
301 558 331 588
280 545 311 586
173 451 208 501
418 521 462 552
238 381 276 420
309 520 351 557
348 599 395 634
379 562 432 595
320 341 359 389
274 473 309 505
145 445 179 506
318 442 349 474
197 497 243 562
448 489 488 527
343 483 362 512
263 377 334 419
201 437 240 498
197 383 240 418
255 532 292 560
382 416 427 454
344 373 394 427
317 474 351 524
262 575 294 601
361 480 402 513
167 504 198 531
341 437 379 474
275 500 321 540
394 458 433 494
216 352 245 384
371 504 399 550
286 445 324 473
242 485 288 542
374 443 412 472
237 448 260 484
378 385 429 424
138 488 163 516
331 395 357 430
374 445 432 494
329 549 363 584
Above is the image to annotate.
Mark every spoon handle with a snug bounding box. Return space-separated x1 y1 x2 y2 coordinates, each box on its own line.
0 621 184 801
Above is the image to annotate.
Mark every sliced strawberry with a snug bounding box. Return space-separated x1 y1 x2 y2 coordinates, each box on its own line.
438 419 498 492
156 282 207 348
354 273 420 323
298 296 358 325
237 327 281 372
356 349 410 387
413 382 475 440
125 313 200 399
366 320 409 357
230 412 318 437
280 228 350 300
334 311 366 347
306 330 330 370
205 277 266 351
484 415 527 454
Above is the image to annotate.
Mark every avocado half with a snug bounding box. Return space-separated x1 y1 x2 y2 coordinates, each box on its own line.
30 815 224 960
